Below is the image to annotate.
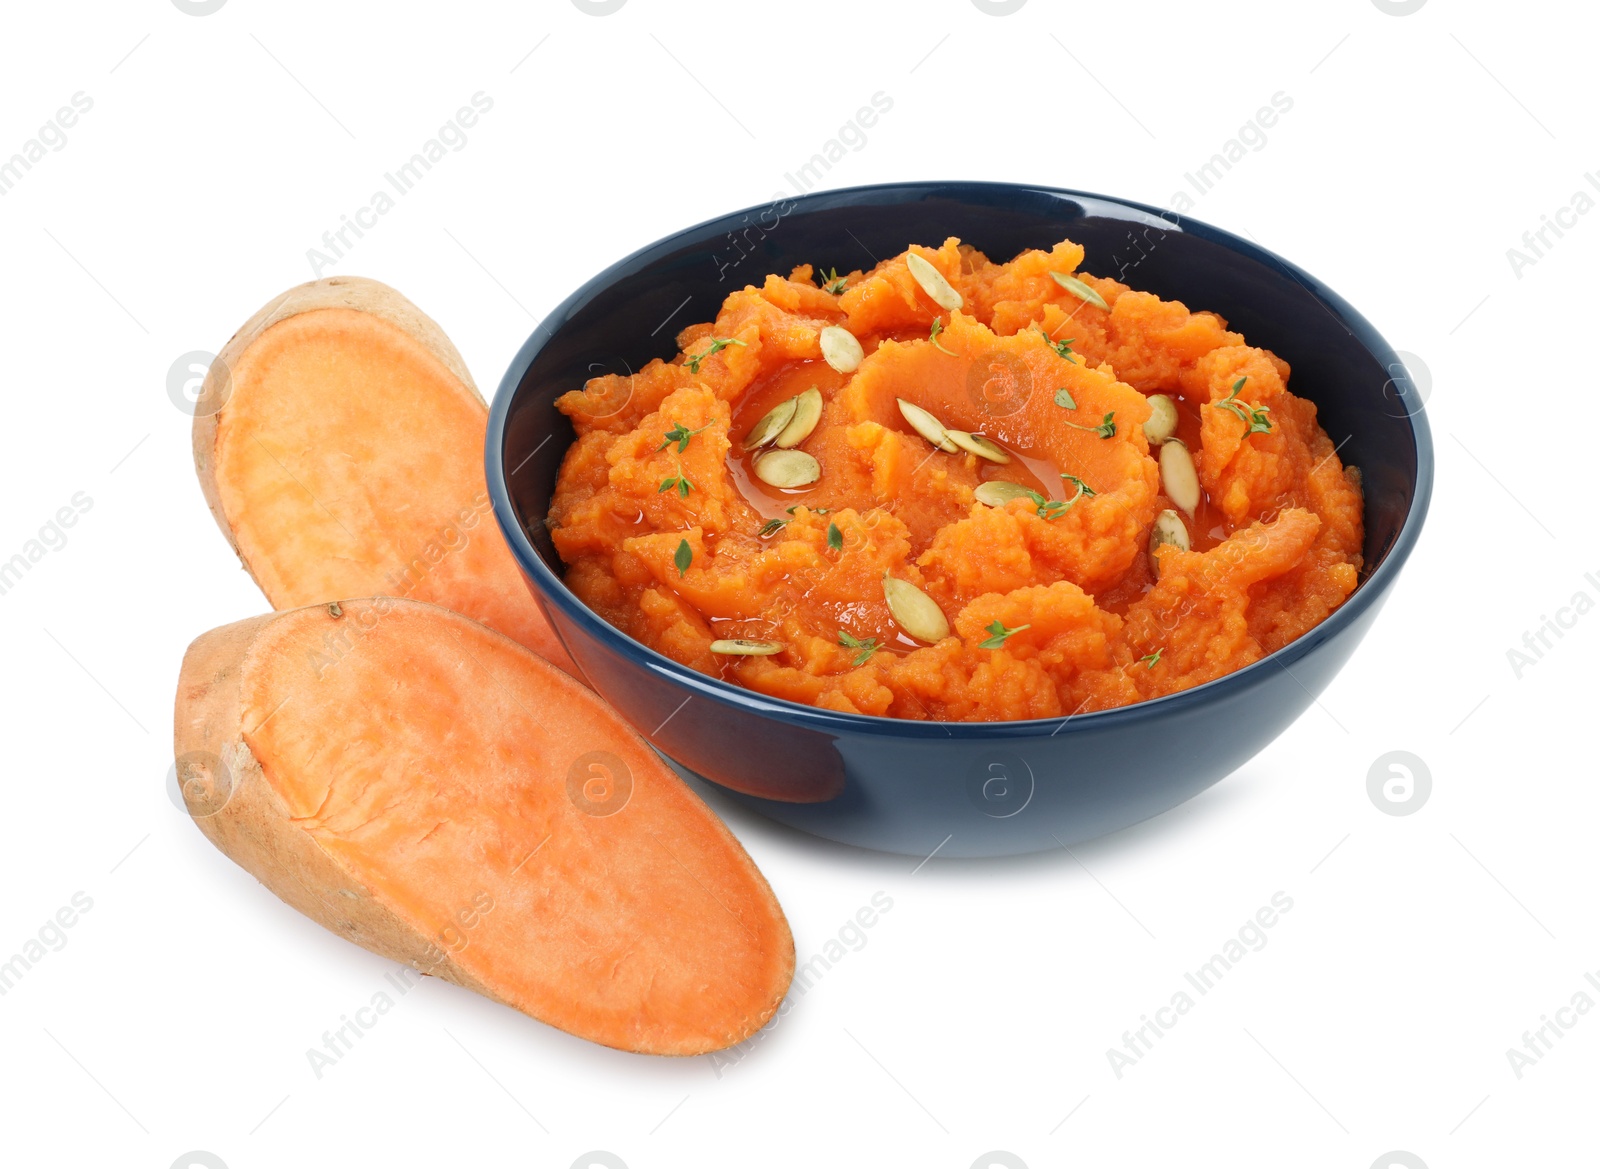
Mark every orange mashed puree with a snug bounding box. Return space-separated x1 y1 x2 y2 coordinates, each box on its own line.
549 237 1363 721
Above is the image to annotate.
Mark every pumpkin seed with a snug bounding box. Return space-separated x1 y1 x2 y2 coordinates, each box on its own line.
1148 508 1190 574
819 325 864 373
1049 270 1109 311
882 573 950 643
946 430 1012 464
906 252 964 311
973 480 1037 508
754 448 821 488
896 397 957 452
774 387 822 448
743 397 798 450
1143 394 1178 444
1159 438 1201 515
710 639 783 656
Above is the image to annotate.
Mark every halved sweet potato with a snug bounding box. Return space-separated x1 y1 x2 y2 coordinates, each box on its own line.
194 277 576 675
173 598 793 1055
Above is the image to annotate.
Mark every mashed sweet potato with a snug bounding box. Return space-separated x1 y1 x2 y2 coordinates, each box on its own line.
548 237 1362 721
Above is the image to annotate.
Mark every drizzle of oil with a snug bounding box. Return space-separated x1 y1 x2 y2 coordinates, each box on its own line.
972 443 1061 502
724 371 1236 633
729 359 843 520
1165 389 1226 552
704 596 926 662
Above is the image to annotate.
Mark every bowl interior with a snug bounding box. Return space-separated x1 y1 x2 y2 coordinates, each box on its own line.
497 182 1425 672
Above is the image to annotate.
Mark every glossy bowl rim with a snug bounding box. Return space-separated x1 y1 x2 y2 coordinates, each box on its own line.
487 179 1435 742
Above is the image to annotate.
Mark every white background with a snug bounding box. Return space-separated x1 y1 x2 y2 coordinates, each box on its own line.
0 1 1590 1166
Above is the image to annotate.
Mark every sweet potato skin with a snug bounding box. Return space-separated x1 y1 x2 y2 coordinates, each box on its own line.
173 607 504 1005
174 598 793 1055
193 277 577 675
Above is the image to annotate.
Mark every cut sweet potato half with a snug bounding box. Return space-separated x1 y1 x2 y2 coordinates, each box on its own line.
173 598 793 1055
194 276 576 675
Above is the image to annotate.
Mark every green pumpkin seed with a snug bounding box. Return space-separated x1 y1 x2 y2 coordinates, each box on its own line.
896 397 957 452
946 430 1012 464
709 639 784 656
882 573 950 643
819 325 864 373
906 252 964 311
973 480 1038 508
1148 508 1190 574
743 397 799 450
775 387 823 448
1049 270 1109 311
1159 439 1201 515
1143 394 1178 444
754 448 821 489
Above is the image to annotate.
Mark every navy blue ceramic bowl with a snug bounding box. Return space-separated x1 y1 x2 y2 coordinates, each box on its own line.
487 181 1433 858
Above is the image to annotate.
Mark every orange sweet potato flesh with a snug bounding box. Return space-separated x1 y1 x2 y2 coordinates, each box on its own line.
550 238 1364 721
173 598 792 1055
194 277 577 675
